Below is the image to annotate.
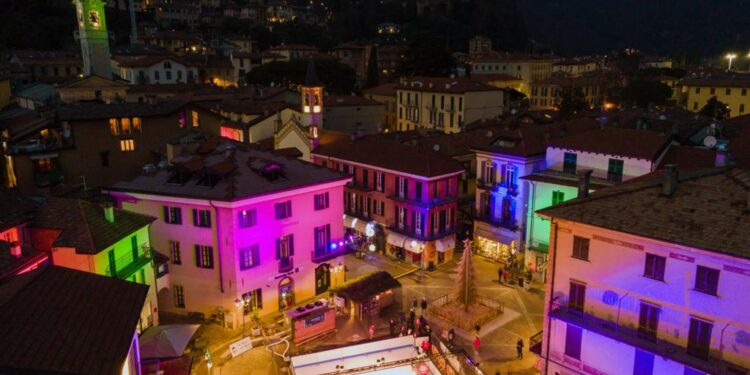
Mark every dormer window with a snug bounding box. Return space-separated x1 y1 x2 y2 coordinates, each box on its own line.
164 61 172 69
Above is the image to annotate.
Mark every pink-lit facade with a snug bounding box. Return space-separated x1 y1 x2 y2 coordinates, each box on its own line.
110 178 349 326
311 156 461 269
0 223 49 279
538 219 750 375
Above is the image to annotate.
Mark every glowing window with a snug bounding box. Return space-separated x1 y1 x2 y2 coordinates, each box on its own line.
120 118 131 134
132 117 142 132
109 118 119 135
88 11 100 28
120 139 135 152
192 110 199 127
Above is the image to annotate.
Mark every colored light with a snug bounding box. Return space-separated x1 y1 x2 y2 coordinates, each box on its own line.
339 241 344 246
368 243 376 252
331 243 338 250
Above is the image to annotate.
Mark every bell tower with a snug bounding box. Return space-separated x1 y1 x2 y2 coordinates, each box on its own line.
300 59 323 132
74 0 112 79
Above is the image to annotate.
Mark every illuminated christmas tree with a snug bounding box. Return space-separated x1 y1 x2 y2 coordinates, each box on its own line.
454 238 477 312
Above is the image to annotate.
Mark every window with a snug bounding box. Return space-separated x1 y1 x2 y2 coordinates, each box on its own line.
687 318 713 360
163 206 182 224
695 87 700 94
100 151 109 167
239 245 260 270
572 236 590 261
275 201 292 219
174 285 185 308
375 172 384 192
276 235 294 262
169 240 181 264
192 110 200 127
638 302 660 341
314 224 331 254
120 139 135 152
195 245 214 269
741 104 745 114
192 209 211 228
726 88 731 95
314 192 330 210
694 265 720 295
374 200 385 216
552 191 565 205
397 177 407 198
154 70 160 81
693 102 698 110
607 159 624 182
121 118 132 134
644 253 666 281
88 10 100 28
568 281 586 312
563 152 577 174
633 349 655 375
710 88 715 95
109 118 119 135
164 61 172 69
564 324 582 359
242 288 263 312
238 209 256 228
132 117 142 132
742 88 747 96
166 70 172 81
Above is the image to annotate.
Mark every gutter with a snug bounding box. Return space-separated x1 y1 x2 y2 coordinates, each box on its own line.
543 220 559 374
209 200 224 293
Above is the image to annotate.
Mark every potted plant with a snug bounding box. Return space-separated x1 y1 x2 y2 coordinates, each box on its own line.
251 309 262 337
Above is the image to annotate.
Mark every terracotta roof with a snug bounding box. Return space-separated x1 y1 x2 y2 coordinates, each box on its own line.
547 127 672 160
397 77 502 94
0 193 38 232
538 167 750 259
11 50 80 65
469 74 523 83
532 73 607 86
471 118 600 157
679 74 750 89
468 52 555 63
324 95 381 107
522 169 614 190
312 136 465 177
657 146 718 170
111 138 350 201
114 54 196 68
30 198 155 255
0 266 148 374
58 101 189 121
0 243 47 280
270 44 318 51
334 271 400 301
362 82 398 97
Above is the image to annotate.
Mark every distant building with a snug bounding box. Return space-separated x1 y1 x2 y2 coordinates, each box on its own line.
0 266 148 374
267 44 319 62
552 57 600 77
469 36 493 56
536 167 750 375
529 73 608 110
678 74 750 117
468 53 555 96
58 74 129 103
29 198 158 332
640 56 673 69
396 76 507 133
363 83 398 132
109 138 350 326
323 95 384 134
8 50 82 83
312 137 464 269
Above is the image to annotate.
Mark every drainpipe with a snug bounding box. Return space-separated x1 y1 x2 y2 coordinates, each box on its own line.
719 322 733 361
615 292 630 334
543 220 560 375
209 200 224 293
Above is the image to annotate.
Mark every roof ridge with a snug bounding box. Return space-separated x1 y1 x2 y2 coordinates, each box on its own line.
77 200 100 253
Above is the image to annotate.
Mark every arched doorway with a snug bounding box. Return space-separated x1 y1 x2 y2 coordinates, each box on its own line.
315 264 331 295
278 277 295 310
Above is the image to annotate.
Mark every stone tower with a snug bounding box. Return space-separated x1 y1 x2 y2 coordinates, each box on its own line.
74 0 112 78
300 59 323 149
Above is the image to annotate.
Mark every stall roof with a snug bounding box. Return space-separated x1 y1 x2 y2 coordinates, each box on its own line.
335 271 400 302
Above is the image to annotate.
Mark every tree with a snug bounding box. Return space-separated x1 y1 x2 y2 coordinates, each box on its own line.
364 45 380 89
454 239 478 312
397 31 455 76
700 96 731 120
246 59 356 94
617 79 672 108
613 48 643 77
556 87 588 117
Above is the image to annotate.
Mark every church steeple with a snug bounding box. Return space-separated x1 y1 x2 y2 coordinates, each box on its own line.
74 0 112 79
300 59 323 130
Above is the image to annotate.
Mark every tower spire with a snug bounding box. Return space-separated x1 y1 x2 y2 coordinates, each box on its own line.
74 0 112 79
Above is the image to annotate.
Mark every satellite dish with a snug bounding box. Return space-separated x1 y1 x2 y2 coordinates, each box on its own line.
433 144 440 151
703 136 717 148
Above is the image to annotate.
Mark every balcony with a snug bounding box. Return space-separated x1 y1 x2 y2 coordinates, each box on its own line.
476 215 518 231
386 219 456 242
311 244 356 263
278 257 294 273
345 209 372 222
388 193 458 208
527 240 549 253
346 182 374 194
548 303 742 375
107 248 153 280
476 179 518 196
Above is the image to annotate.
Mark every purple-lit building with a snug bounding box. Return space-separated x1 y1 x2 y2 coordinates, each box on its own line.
535 167 750 374
108 136 350 328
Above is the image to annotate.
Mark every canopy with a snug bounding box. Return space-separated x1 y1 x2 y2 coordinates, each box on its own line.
386 232 408 248
139 325 200 360
436 236 455 253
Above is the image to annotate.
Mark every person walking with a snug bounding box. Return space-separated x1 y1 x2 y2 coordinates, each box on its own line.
420 297 428 313
412 297 418 310
498 267 503 284
503 269 509 284
448 328 455 347
389 319 396 336
516 338 524 359
369 324 376 340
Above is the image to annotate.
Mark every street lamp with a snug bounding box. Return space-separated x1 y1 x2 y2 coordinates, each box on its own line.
235 295 250 337
726 53 737 71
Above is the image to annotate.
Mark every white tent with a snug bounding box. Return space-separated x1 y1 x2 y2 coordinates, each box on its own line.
139 325 200 359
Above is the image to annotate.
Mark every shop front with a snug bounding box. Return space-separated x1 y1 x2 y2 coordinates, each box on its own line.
332 271 401 321
474 224 519 266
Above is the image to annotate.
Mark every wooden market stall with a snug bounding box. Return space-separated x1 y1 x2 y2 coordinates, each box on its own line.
286 299 336 344
333 271 401 320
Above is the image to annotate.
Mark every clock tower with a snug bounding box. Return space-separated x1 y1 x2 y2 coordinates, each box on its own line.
300 60 323 149
74 0 112 79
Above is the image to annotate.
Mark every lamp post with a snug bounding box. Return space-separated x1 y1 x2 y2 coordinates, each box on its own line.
235 295 250 337
726 53 737 71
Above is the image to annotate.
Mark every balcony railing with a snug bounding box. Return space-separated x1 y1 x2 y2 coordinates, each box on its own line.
548 301 739 375
106 248 153 280
388 193 458 208
529 330 543 355
476 215 518 231
386 219 456 241
527 240 550 253
278 257 294 273
476 179 518 196
345 209 372 222
346 182 374 193
311 244 356 263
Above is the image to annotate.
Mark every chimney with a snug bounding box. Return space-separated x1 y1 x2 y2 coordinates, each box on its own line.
103 203 115 223
715 148 728 167
577 169 593 198
661 164 678 196
9 242 21 258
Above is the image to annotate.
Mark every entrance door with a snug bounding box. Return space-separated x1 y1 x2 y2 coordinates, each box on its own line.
315 264 331 295
278 277 295 310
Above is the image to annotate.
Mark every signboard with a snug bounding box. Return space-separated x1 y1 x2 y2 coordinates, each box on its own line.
229 337 253 358
304 313 325 327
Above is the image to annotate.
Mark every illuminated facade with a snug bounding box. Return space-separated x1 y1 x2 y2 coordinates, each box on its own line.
536 168 750 375
312 137 463 269
678 75 750 118
109 139 350 328
301 60 324 129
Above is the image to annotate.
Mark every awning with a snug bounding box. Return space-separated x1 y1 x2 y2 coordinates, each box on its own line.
343 215 371 234
139 324 200 360
386 232 408 248
436 236 455 252
403 239 424 254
